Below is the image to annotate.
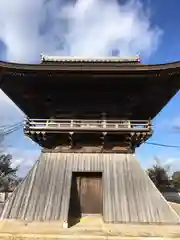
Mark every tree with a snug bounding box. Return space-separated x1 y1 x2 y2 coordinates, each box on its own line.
0 153 18 200
146 157 171 191
172 171 180 191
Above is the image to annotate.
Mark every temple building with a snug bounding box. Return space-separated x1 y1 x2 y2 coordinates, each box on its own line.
0 55 180 226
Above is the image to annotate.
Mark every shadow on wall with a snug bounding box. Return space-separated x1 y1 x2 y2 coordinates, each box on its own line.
0 203 4 215
68 173 81 227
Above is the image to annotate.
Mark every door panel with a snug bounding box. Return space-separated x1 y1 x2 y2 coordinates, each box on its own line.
77 173 102 214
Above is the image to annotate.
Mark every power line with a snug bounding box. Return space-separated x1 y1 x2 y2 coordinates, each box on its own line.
145 142 180 149
3 124 23 135
0 121 24 129
0 122 24 136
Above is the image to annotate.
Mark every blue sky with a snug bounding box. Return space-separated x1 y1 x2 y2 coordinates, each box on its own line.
143 0 180 64
0 0 180 176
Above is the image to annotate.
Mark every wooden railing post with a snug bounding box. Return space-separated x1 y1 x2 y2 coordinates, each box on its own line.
24 118 152 132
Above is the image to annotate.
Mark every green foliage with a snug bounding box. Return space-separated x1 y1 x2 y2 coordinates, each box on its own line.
146 157 180 192
172 171 180 190
146 157 171 191
147 165 171 190
0 153 18 193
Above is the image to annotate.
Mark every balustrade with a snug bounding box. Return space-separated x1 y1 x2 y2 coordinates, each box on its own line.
24 118 152 133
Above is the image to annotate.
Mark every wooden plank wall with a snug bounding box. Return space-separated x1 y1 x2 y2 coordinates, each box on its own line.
1 153 180 224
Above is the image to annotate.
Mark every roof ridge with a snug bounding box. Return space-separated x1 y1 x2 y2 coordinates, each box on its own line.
40 54 141 63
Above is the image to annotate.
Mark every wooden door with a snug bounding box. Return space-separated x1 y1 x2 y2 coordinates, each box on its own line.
76 172 102 214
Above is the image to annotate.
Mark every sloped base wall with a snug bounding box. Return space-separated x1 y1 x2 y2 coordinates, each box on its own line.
1 153 180 224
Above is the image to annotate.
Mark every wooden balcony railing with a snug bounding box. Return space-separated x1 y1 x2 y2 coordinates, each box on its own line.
24 119 152 133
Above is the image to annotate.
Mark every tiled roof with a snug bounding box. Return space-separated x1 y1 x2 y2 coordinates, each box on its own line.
40 54 141 63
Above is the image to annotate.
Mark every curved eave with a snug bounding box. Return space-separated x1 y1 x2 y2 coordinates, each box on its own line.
0 60 180 74
0 60 180 120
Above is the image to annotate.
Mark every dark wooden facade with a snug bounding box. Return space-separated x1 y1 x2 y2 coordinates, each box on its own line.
24 119 152 150
0 59 180 120
0 58 179 150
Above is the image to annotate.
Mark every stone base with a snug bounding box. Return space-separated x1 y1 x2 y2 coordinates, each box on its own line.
0 215 180 239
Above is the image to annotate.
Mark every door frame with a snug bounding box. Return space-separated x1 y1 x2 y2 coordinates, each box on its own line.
72 171 103 215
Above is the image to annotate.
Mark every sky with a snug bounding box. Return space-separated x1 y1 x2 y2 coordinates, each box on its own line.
0 0 180 176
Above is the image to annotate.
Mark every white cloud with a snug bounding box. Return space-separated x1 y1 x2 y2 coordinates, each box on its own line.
145 156 180 176
171 116 180 130
0 0 163 174
5 147 41 177
0 90 24 125
0 0 163 120
0 0 163 121
0 0 162 63
164 158 180 174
